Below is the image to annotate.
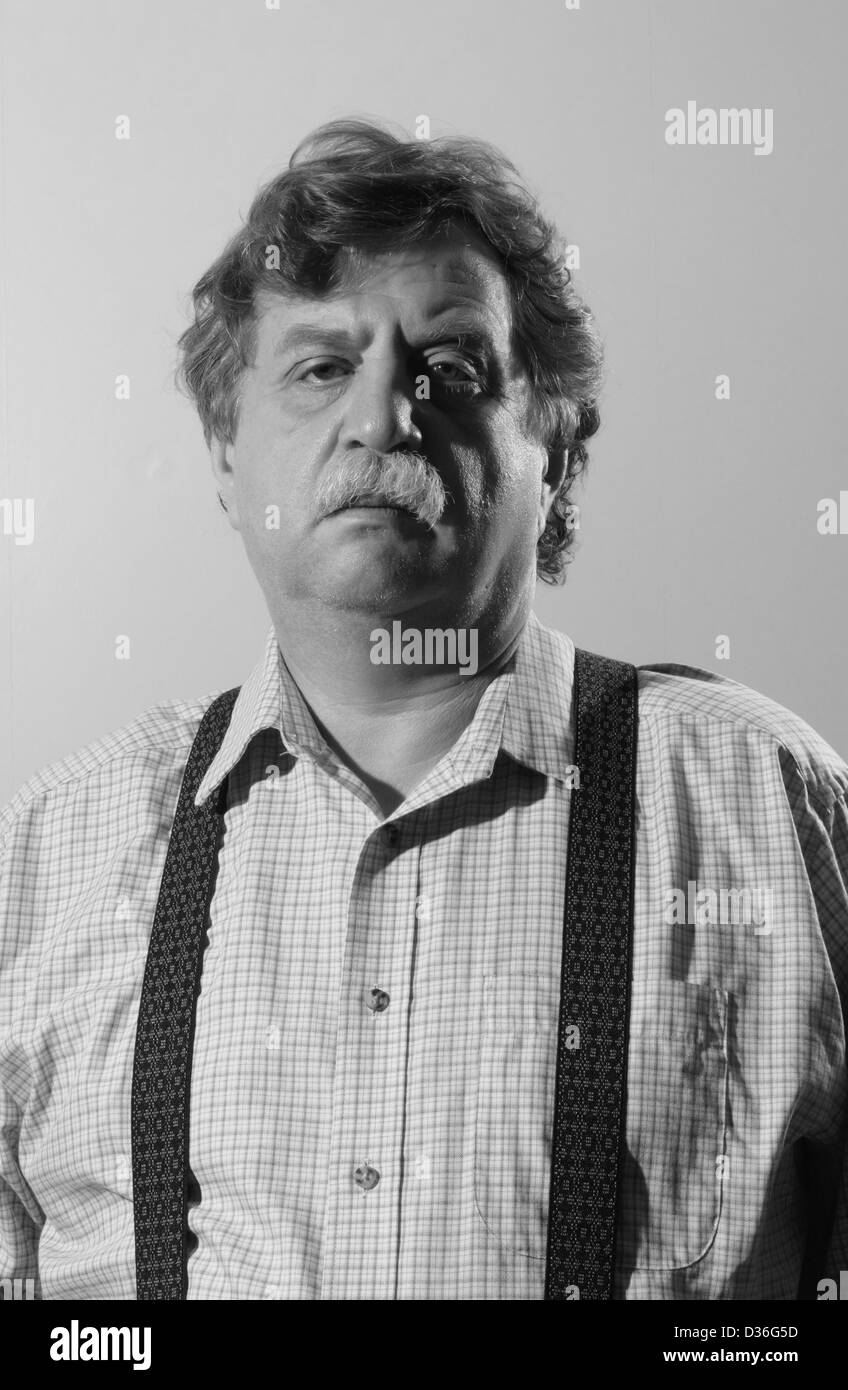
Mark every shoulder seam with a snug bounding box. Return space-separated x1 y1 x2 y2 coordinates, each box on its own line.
640 700 848 799
0 701 216 859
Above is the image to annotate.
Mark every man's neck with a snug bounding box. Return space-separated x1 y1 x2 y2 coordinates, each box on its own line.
272 603 529 818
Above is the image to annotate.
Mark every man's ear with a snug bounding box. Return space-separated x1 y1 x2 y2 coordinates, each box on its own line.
209 436 241 530
538 444 569 534
542 443 570 498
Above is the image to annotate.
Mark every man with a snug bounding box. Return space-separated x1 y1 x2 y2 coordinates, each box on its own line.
1 118 846 1301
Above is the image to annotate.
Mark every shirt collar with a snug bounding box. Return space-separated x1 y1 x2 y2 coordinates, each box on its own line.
194 610 576 809
194 624 302 809
499 609 576 779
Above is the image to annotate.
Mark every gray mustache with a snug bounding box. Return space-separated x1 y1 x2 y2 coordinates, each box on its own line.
316 452 451 529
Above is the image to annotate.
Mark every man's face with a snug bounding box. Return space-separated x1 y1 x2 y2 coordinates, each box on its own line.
212 224 559 630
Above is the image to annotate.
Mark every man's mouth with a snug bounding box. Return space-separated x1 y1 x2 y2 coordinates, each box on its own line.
336 497 409 513
323 493 440 527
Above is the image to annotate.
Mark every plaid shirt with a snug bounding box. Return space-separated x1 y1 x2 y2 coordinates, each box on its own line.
1 612 847 1300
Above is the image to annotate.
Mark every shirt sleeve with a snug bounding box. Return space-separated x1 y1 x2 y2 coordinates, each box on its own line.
0 833 43 1299
0 1090 42 1298
818 788 848 1289
780 751 848 1294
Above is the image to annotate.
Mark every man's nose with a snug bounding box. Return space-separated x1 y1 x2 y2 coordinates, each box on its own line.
338 354 423 454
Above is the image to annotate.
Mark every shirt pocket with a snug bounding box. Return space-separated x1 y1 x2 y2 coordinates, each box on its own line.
473 974 730 1271
618 981 730 1271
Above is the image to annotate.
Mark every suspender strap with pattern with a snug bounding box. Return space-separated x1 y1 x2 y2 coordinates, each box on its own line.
544 648 639 1300
131 686 240 1301
131 649 639 1301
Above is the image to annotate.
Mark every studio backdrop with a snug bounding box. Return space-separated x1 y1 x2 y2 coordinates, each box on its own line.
1 0 845 801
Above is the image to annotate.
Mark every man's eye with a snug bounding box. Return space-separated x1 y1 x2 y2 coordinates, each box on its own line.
295 357 483 393
298 361 347 383
428 359 483 393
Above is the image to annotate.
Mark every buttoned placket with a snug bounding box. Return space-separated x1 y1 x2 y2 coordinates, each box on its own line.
319 817 420 1299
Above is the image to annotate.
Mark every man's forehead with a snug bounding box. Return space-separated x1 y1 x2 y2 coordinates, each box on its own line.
338 235 503 296
254 232 513 347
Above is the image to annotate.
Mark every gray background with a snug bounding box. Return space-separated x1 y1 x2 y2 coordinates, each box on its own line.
1 0 846 803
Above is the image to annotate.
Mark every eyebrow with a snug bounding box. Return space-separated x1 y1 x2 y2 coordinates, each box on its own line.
270 312 501 361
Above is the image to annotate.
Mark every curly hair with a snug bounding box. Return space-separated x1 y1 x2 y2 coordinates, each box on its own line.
176 118 604 583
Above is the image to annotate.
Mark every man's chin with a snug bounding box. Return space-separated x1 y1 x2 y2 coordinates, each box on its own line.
304 551 449 615
273 520 460 610
322 577 441 615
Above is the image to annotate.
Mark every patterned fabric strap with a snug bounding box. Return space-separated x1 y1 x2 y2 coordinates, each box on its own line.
544 648 639 1300
131 686 241 1301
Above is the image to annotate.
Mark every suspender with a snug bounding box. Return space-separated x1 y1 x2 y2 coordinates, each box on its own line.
131 650 638 1301
131 687 240 1302
545 649 638 1299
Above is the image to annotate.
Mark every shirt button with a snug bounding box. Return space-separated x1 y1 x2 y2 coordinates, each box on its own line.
415 894 433 924
354 1163 380 1191
114 1153 131 1191
381 823 399 846
366 986 390 1013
